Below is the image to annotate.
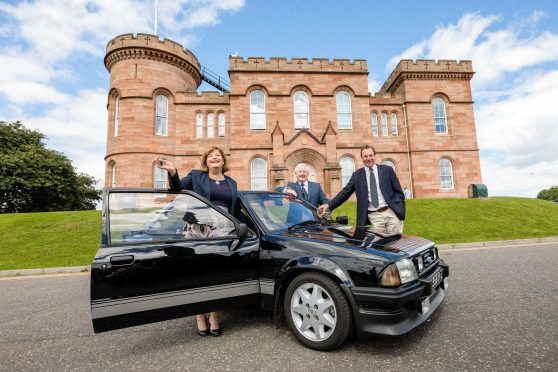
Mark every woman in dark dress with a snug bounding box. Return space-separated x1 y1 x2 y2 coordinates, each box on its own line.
157 146 237 337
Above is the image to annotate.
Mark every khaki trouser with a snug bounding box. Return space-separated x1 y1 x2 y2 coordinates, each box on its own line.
367 208 404 237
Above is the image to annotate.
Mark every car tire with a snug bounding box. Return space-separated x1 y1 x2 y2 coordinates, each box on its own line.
284 272 352 351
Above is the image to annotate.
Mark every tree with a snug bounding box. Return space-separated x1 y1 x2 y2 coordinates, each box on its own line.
0 121 101 213
537 186 558 201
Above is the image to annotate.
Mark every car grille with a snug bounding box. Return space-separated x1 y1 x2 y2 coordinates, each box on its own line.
412 246 438 276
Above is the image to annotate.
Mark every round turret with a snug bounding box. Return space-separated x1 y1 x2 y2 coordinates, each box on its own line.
104 33 202 188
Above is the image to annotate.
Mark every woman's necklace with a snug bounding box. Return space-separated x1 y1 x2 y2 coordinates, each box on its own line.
209 175 224 185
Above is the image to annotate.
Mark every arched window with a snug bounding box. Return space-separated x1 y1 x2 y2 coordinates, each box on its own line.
207 113 215 138
371 112 378 136
336 91 352 129
196 112 203 138
339 156 355 187
294 91 309 129
382 159 396 171
391 113 398 136
114 96 119 137
251 157 267 190
155 94 168 136
381 112 388 136
154 164 168 189
250 90 266 130
439 158 454 189
110 162 116 188
433 97 448 134
218 113 226 137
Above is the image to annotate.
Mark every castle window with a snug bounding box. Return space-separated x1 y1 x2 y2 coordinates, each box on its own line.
218 113 226 137
155 94 168 136
154 165 168 189
371 112 378 136
114 96 119 137
382 159 396 170
381 113 388 136
439 158 454 189
340 156 355 187
207 113 215 138
196 112 203 138
433 97 448 134
110 162 116 188
250 90 266 130
391 113 398 136
251 157 267 190
294 91 309 129
336 91 352 129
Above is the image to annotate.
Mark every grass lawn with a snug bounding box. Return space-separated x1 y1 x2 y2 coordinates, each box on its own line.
0 210 101 270
333 197 558 243
0 197 557 270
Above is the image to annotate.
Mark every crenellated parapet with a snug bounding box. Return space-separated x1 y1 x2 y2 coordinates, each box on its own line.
229 56 367 73
105 33 202 85
380 59 474 94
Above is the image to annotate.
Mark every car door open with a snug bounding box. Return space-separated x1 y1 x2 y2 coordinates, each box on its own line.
91 189 260 333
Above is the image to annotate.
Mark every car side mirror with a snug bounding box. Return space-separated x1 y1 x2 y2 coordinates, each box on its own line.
335 216 349 225
237 222 249 240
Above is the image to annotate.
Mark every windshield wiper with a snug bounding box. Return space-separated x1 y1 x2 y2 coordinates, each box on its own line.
288 220 322 231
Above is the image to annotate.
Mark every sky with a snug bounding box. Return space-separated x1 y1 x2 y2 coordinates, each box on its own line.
1 0 557 198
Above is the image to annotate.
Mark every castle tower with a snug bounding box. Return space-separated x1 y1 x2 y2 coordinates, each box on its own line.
104 33 202 187
379 60 481 197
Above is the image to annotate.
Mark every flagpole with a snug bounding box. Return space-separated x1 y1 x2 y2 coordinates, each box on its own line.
154 0 158 35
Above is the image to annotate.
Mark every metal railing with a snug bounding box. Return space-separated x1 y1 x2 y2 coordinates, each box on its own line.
200 66 230 93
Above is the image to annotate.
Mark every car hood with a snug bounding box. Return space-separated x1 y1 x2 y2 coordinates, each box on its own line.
275 224 434 259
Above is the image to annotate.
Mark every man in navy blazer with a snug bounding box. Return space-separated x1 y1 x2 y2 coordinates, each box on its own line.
276 164 329 208
318 145 405 237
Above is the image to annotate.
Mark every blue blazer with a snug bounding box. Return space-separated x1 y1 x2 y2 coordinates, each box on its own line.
169 169 238 217
276 181 329 208
328 165 405 226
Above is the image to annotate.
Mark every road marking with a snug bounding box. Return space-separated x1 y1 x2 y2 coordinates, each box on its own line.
439 242 555 253
0 272 89 281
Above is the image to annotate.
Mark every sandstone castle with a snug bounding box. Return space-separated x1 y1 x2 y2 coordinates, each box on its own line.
104 33 482 198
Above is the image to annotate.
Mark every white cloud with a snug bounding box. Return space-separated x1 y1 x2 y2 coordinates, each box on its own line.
21 88 108 181
368 75 382 94
0 81 69 105
476 70 558 163
0 0 152 62
481 158 558 197
386 11 558 197
152 0 245 35
388 12 558 86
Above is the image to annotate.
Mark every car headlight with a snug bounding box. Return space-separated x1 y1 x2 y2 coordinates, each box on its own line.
380 259 418 287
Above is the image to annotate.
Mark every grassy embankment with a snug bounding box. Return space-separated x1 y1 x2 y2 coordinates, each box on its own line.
0 197 557 270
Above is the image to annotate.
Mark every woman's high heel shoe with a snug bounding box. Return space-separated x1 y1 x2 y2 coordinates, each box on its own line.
197 328 210 337
209 328 221 337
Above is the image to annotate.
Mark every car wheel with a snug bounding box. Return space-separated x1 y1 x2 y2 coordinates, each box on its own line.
284 272 352 351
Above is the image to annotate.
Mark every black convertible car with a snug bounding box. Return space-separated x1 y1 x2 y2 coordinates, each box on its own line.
91 189 448 350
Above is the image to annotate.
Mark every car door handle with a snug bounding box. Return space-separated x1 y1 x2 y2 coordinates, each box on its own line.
110 255 135 266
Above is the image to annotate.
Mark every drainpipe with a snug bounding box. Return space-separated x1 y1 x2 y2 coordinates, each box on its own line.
402 103 414 197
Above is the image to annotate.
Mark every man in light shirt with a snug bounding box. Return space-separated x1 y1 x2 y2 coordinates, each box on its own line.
277 163 329 209
317 145 405 237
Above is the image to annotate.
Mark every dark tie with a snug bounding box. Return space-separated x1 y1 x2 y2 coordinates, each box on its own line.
299 183 307 201
369 168 379 208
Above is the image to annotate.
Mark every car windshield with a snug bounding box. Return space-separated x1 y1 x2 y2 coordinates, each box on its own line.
240 193 322 231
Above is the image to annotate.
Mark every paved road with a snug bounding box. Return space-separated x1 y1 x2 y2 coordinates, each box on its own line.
1 242 557 371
